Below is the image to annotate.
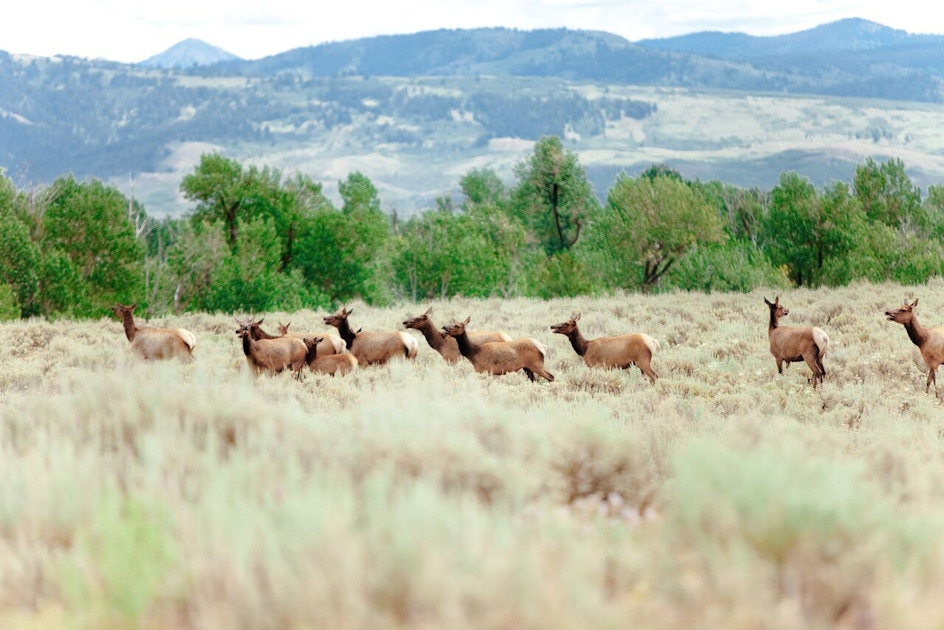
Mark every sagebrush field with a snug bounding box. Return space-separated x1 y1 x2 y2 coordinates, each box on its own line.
3 283 944 629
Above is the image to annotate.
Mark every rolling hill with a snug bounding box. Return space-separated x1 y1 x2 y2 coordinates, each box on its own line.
2 20 944 216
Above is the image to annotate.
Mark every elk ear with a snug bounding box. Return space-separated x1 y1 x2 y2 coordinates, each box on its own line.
130 303 138 310
424 306 433 316
574 312 581 322
912 298 919 308
764 297 772 306
346 307 354 316
463 316 471 326
257 316 265 325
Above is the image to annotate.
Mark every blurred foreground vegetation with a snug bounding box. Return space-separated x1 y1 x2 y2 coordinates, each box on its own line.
2 286 944 629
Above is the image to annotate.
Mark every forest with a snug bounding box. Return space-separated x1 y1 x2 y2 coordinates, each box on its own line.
1 134 943 321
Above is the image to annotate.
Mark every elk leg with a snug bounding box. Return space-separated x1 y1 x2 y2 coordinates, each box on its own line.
522 368 536 382
534 367 555 383
802 352 822 388
637 357 658 383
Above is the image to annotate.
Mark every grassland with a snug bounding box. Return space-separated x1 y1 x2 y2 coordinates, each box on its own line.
3 283 944 629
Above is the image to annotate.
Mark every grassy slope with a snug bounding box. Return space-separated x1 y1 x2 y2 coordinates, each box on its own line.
3 283 944 628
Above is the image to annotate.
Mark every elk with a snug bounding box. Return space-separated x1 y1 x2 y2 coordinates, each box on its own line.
884 298 944 398
303 336 359 376
111 303 196 362
277 321 346 357
402 306 512 364
442 316 554 382
323 307 418 366
764 296 829 388
550 313 659 382
235 316 307 377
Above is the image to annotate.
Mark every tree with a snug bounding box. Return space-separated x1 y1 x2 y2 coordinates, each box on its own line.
460 168 507 206
511 136 600 254
40 175 144 316
180 153 247 247
590 173 723 291
762 174 863 287
853 157 925 234
0 173 41 317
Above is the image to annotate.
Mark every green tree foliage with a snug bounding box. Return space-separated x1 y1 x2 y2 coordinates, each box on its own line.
854 157 925 233
762 174 863 287
511 136 600 254
667 242 789 293
39 175 144 316
294 172 390 305
0 173 41 317
391 204 528 301
589 174 724 291
180 153 330 270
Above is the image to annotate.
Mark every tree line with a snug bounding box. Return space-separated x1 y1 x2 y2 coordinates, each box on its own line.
2 136 943 320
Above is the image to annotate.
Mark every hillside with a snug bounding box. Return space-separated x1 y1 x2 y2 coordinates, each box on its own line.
2 21 944 216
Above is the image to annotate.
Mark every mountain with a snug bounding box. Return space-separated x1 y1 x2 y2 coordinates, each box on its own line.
3 21 944 217
140 38 241 68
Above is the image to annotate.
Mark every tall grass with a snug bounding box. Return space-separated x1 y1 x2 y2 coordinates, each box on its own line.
2 282 944 628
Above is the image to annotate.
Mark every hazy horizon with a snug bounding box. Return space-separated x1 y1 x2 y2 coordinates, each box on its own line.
2 0 936 64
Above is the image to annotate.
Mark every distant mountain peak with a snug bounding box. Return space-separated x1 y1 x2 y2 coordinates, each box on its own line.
139 38 241 68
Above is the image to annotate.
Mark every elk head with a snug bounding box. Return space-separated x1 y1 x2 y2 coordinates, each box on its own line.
885 299 918 325
550 312 581 336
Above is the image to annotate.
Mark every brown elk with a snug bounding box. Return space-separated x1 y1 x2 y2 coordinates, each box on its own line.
235 316 307 377
442 316 554 382
550 313 659 382
324 307 418 366
764 296 829 388
111 303 196 362
303 336 359 376
402 306 512 364
277 321 346 357
884 298 944 398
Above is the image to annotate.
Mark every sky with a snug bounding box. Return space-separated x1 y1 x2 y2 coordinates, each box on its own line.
1 0 937 64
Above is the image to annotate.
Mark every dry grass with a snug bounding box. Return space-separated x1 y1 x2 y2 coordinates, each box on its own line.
3 282 944 629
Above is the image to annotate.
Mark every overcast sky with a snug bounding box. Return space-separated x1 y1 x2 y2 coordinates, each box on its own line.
2 0 937 63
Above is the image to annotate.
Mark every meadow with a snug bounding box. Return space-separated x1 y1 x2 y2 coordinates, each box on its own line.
2 282 944 629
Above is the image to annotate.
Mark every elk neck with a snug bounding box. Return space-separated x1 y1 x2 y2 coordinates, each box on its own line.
768 309 780 334
564 325 590 357
414 318 445 351
903 316 929 349
452 328 479 359
119 311 138 342
336 318 357 349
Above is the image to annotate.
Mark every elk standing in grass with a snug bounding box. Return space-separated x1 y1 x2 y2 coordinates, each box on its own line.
111 303 196 362
324 307 418 366
303 336 358 376
403 306 512 364
884 298 944 398
442 316 554 382
277 321 346 357
550 313 659 382
235 316 307 377
764 296 829 388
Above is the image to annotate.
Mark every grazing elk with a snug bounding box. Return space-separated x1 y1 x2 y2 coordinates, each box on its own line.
111 303 196 362
277 321 346 357
442 316 554 382
884 298 944 398
764 296 829 388
235 316 307 377
550 313 659 382
303 336 359 376
323 307 418 366
402 306 512 364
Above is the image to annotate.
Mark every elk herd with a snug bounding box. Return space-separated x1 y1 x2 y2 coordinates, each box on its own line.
109 296 944 399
